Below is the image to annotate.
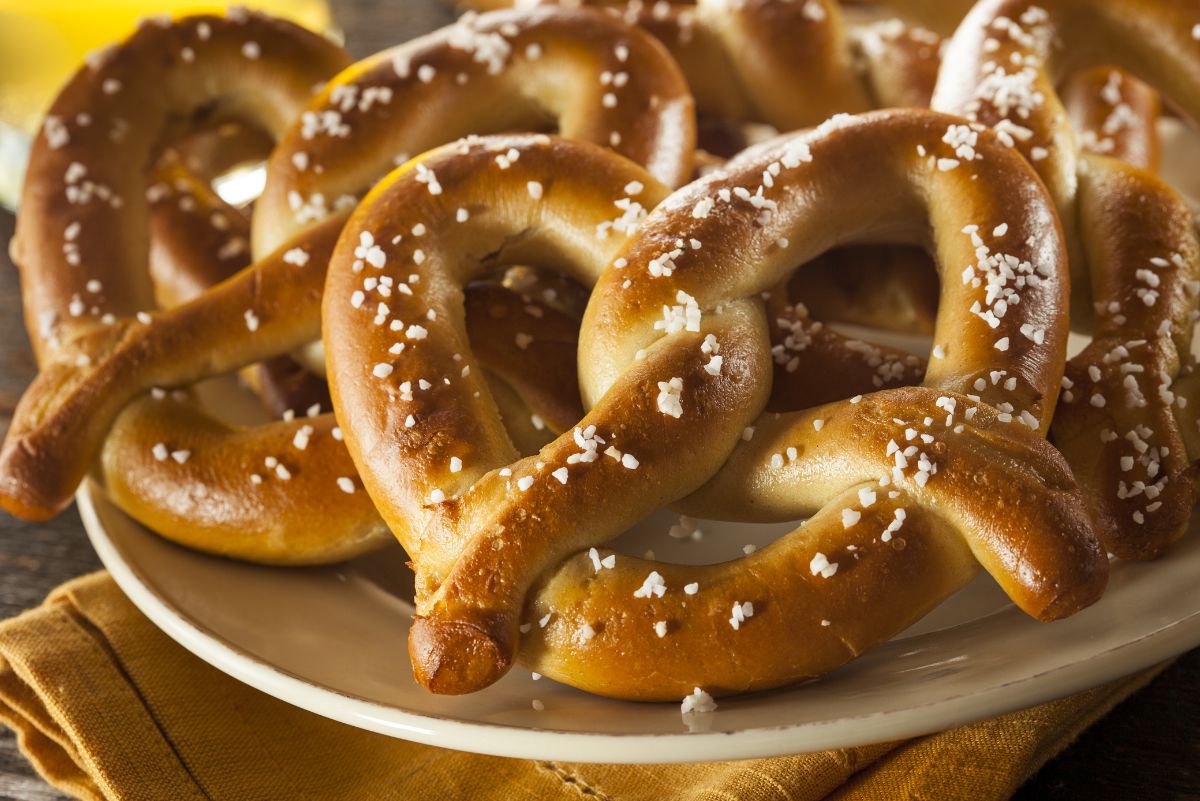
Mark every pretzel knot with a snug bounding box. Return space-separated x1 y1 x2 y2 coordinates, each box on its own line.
326 111 1107 700
0 6 695 562
933 0 1200 559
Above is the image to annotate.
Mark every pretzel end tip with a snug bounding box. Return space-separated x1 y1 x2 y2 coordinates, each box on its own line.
0 487 64 523
1025 534 1110 622
409 615 512 694
0 445 73 522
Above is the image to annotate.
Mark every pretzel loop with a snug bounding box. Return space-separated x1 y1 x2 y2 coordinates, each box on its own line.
255 6 696 260
463 0 952 130
0 13 349 521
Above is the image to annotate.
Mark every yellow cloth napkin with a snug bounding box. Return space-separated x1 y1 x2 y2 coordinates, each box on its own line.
0 572 1168 801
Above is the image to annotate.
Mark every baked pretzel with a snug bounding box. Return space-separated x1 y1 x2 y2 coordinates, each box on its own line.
324 114 1106 700
451 1 957 341
0 11 350 522
101 154 578 562
0 7 695 541
933 0 1200 560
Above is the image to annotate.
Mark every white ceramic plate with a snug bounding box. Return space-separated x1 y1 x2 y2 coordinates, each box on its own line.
79 452 1200 764
77 120 1200 765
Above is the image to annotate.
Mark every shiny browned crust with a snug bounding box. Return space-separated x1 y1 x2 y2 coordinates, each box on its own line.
528 388 1103 699
1 11 351 521
1065 67 1161 172
98 147 581 562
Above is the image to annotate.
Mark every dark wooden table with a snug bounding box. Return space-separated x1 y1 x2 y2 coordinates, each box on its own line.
1 1 1198 798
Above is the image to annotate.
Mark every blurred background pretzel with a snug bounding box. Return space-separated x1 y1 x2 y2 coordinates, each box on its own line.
933 0 1200 560
324 115 1106 701
457 0 964 131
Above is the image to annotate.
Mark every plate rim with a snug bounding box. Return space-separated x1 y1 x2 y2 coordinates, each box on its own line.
77 483 1200 764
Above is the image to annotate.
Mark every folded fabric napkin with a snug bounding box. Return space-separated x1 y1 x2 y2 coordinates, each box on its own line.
0 573 1167 801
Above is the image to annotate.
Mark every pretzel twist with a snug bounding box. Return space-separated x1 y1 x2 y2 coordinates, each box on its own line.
131 145 920 562
325 113 1106 700
933 0 1200 559
100 152 578 562
0 7 695 571
0 12 348 521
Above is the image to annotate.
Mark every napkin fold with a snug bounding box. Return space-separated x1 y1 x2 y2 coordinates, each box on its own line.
0 572 1167 801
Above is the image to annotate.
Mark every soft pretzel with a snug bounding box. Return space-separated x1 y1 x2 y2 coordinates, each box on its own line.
791 65 1165 338
933 0 1200 560
0 8 696 540
760 66 1164 410
323 114 1106 700
103 157 557 562
0 12 349 522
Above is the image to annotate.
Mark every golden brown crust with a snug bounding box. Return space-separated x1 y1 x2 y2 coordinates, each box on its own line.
785 245 939 335
1054 159 1200 558
97 147 581 562
1065 67 1161 172
526 388 1102 699
764 300 926 411
455 1 955 341
1 12 350 521
0 213 346 522
99 396 390 565
12 13 351 365
851 16 943 109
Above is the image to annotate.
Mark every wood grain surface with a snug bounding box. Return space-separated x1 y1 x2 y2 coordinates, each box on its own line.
0 1 1197 798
